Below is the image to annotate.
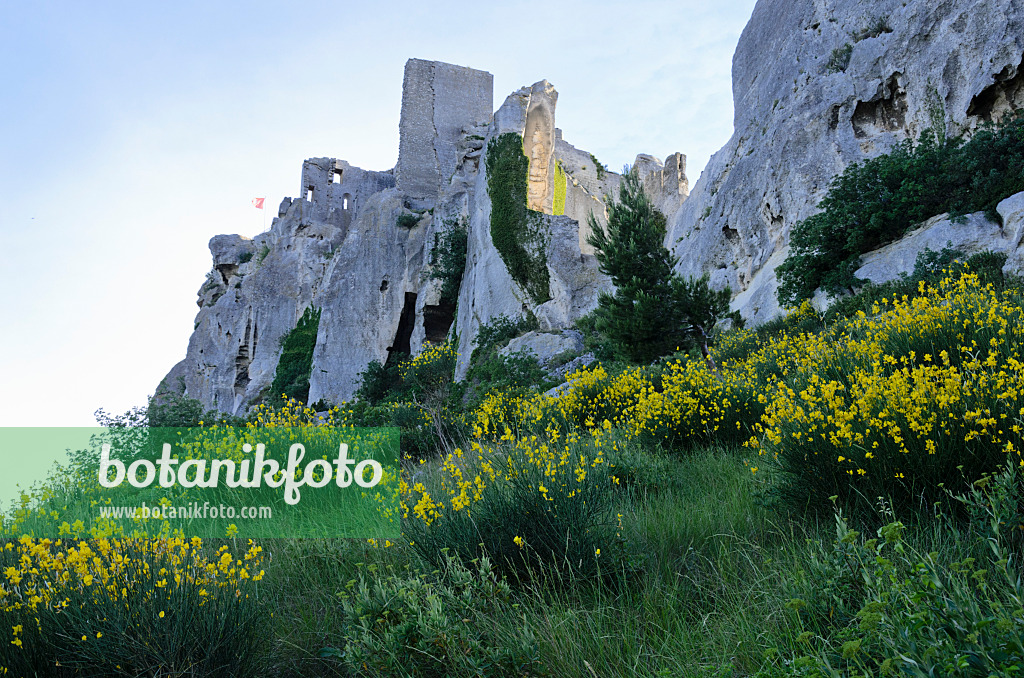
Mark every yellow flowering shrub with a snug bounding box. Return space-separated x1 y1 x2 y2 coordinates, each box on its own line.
750 272 1024 511
402 432 626 580
466 270 1024 516
1 537 266 675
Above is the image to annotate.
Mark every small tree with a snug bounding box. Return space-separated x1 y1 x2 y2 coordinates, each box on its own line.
587 169 735 367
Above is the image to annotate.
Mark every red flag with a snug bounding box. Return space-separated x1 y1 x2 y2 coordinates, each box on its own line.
252 198 265 209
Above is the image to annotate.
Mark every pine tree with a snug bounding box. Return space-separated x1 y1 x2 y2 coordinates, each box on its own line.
587 169 735 365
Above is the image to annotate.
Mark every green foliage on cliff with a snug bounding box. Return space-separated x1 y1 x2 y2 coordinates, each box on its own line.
777 114 1024 306
826 43 853 73
270 306 321 404
485 133 551 304
396 212 421 229
428 217 468 304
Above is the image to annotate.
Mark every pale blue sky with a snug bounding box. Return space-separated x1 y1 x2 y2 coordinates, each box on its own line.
0 0 758 426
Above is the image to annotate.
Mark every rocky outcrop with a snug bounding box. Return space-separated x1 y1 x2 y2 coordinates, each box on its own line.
160 2 1024 416
159 59 675 414
851 191 1024 286
499 330 584 366
450 83 635 379
669 0 1024 324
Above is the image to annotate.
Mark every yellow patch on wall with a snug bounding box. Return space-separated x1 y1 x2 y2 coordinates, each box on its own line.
553 161 567 216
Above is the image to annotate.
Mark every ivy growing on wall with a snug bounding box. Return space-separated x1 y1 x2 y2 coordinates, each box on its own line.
485 133 551 304
269 306 321 404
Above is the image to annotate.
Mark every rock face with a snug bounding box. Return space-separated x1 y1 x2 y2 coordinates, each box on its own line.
163 0 1024 417
451 84 631 379
159 59 679 414
852 191 1024 286
499 330 584 366
669 0 1024 325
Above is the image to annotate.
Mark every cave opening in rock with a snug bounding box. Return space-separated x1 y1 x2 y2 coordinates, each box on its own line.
851 74 907 138
423 302 456 343
968 59 1024 122
234 316 255 399
386 292 417 366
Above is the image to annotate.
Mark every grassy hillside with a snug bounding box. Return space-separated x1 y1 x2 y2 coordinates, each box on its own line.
5 257 1024 675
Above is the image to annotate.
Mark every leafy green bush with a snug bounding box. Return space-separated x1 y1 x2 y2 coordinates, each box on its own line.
354 356 407 405
347 344 466 458
428 216 468 304
573 311 620 363
781 472 1024 676
269 306 321 404
777 114 1024 305
147 390 217 427
323 554 541 677
470 313 539 359
462 313 548 406
395 212 421 229
826 43 853 73
468 350 551 395
486 133 551 304
238 250 254 264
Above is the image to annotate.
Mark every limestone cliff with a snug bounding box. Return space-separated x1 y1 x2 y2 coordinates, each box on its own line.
669 0 1024 324
159 59 683 414
162 0 1024 416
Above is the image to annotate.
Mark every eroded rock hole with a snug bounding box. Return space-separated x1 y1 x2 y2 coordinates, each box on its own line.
216 263 238 285
851 74 907 138
386 292 417 365
828 105 841 130
423 302 456 343
968 58 1024 122
380 279 389 292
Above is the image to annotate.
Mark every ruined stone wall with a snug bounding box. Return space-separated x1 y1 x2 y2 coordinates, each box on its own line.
297 157 394 229
551 133 624 254
396 59 493 201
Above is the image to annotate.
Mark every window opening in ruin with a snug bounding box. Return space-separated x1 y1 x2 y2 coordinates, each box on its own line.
332 169 342 184
306 187 314 202
343 193 352 210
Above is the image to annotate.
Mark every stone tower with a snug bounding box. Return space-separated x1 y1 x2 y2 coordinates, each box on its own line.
396 59 493 201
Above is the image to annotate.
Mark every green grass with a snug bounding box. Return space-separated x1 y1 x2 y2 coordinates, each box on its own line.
10 439 1020 675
